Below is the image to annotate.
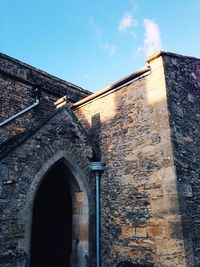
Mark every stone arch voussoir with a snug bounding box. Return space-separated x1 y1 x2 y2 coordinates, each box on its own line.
19 144 93 267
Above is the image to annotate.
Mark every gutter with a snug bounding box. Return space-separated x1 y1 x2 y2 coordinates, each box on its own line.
0 98 39 127
71 65 151 109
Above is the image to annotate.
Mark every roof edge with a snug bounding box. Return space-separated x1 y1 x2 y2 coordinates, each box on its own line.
72 65 150 109
147 50 200 63
0 52 91 95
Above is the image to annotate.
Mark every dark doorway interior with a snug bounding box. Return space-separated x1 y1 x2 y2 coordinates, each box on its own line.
30 162 72 267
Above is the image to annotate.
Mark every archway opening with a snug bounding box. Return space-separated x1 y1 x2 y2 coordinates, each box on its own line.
30 161 72 267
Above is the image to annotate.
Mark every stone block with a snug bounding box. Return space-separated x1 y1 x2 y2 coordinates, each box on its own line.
156 239 186 266
147 224 166 239
178 182 193 197
164 184 178 195
150 186 163 199
167 220 183 240
135 227 147 238
150 195 180 217
121 226 135 238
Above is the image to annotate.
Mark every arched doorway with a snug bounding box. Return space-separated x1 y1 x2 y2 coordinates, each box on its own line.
30 161 72 267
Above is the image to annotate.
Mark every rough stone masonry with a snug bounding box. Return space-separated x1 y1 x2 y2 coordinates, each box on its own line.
0 51 200 267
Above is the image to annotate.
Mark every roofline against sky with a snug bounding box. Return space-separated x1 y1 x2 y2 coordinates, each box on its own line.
71 65 151 110
147 50 200 63
2 50 199 110
72 50 200 110
0 52 91 95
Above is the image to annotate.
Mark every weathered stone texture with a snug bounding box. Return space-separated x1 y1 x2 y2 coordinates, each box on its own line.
163 53 200 266
0 105 95 266
0 52 91 147
74 56 186 266
0 52 96 267
0 52 91 102
2 51 200 267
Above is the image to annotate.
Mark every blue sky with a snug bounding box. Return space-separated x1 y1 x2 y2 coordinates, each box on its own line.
1 0 200 92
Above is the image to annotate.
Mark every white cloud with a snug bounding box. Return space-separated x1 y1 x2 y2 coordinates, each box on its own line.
89 18 102 37
143 18 162 56
118 13 137 32
130 1 138 12
103 44 119 56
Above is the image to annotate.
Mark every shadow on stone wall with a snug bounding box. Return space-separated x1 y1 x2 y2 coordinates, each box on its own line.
73 54 200 266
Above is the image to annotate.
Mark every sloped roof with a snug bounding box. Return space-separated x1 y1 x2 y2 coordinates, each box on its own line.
0 52 92 103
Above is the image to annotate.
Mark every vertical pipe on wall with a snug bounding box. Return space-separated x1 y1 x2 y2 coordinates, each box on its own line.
90 162 106 267
96 172 100 267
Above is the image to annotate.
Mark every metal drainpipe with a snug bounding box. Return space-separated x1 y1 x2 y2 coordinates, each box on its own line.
0 98 39 127
90 162 106 267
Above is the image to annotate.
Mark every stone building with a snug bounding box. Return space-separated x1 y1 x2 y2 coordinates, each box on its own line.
0 51 200 267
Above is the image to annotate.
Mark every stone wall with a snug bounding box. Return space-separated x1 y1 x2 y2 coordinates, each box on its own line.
0 106 95 267
0 53 96 267
74 55 187 266
0 52 91 104
1 51 200 266
0 52 91 146
162 52 200 266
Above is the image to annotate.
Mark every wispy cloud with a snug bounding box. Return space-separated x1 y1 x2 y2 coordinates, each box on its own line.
103 44 119 56
89 17 102 37
118 13 138 32
130 0 138 12
143 18 162 56
133 18 162 58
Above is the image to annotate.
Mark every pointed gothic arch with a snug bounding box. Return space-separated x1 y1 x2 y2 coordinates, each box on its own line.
22 151 91 267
